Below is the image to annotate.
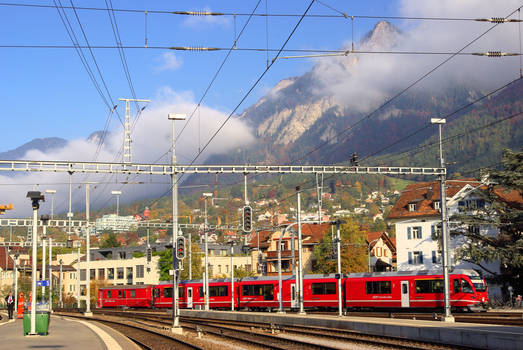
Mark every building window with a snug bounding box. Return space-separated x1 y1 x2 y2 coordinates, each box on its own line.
117 267 124 279
279 241 286 251
468 225 480 235
136 265 144 278
108 268 114 279
407 226 422 239
126 267 133 280
431 224 441 240
80 269 86 281
70 285 75 292
90 269 96 279
80 284 86 296
98 268 105 280
408 251 423 265
408 203 417 212
226 265 229 273
218 265 221 273
433 201 441 211
70 273 75 279
432 251 442 264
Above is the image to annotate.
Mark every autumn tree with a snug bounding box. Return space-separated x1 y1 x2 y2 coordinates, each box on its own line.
313 218 368 274
158 242 204 281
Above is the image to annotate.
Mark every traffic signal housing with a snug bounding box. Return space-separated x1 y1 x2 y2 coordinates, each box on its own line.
176 236 186 260
243 205 253 233
146 247 152 263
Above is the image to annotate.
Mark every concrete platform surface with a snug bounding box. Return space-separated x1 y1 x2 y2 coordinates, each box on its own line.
0 314 139 350
181 309 523 350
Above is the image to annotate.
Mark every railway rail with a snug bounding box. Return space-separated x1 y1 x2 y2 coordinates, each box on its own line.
56 309 482 349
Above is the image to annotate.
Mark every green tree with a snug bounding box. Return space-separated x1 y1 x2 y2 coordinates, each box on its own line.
313 218 368 274
100 233 121 248
158 242 204 281
450 149 523 292
234 266 256 279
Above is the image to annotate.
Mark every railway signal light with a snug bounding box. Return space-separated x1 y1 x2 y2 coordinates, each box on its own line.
176 236 186 260
146 247 152 263
242 205 252 233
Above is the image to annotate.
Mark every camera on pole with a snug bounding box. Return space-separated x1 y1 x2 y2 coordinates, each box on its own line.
242 205 252 233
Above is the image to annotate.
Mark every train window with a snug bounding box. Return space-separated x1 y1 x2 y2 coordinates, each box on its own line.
366 281 392 294
415 279 444 293
209 286 228 297
199 287 203 297
164 288 173 298
461 279 474 293
453 279 460 293
312 282 337 295
107 290 112 298
130 290 136 298
469 277 486 292
242 284 274 300
178 287 184 298
118 290 122 298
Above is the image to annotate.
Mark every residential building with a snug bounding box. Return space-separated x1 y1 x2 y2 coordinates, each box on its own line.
366 231 396 272
387 179 521 297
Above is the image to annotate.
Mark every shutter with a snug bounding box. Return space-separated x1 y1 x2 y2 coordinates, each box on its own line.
432 251 436 263
420 252 423 264
407 227 412 240
408 252 412 264
418 226 422 239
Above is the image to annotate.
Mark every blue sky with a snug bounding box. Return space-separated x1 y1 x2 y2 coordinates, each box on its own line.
1 0 400 151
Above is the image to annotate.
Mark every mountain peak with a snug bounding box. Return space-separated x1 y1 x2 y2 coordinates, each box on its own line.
360 20 401 50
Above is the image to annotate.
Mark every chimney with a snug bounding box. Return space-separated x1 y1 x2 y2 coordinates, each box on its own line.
426 186 434 200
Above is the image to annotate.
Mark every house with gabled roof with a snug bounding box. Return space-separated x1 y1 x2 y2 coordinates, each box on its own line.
367 231 396 271
387 178 521 292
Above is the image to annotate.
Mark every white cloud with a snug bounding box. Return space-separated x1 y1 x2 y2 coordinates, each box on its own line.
311 0 522 113
157 52 182 72
182 7 231 28
0 89 254 217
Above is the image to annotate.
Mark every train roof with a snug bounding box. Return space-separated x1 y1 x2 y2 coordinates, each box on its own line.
99 284 153 290
348 269 481 278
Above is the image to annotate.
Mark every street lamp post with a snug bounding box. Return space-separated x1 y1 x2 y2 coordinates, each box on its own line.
431 117 454 323
168 113 186 334
111 190 122 216
203 192 213 311
45 189 56 219
84 183 93 316
26 191 44 335
13 253 19 315
41 215 50 302
48 237 52 312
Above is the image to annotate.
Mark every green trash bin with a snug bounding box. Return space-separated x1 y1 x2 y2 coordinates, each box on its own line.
23 312 50 335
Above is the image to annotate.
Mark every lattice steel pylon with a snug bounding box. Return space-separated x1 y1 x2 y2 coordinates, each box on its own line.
119 98 151 164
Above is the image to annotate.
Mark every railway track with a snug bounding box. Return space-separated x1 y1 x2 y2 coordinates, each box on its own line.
58 309 477 349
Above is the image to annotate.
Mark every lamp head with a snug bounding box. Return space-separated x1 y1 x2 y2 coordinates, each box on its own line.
26 191 45 210
168 113 187 120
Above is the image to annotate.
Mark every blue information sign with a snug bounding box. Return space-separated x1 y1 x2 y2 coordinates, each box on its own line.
37 280 49 287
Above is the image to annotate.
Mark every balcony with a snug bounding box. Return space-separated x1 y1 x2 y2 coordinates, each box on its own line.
265 250 293 260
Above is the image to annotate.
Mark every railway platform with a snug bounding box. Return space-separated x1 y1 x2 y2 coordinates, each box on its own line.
0 313 139 350
181 309 523 350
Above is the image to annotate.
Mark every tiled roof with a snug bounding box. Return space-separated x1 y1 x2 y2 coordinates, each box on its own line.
300 223 331 244
493 187 523 208
248 230 273 248
366 231 396 254
387 179 481 219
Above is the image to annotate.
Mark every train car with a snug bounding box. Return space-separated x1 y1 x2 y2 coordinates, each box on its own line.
303 274 342 309
238 276 281 310
97 284 153 308
345 269 488 311
152 282 185 309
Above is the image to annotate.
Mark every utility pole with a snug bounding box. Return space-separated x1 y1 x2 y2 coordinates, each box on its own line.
59 259 63 308
330 219 345 317
67 171 73 246
13 253 19 316
431 118 454 323
119 98 150 164
230 241 235 311
76 247 81 309
188 231 192 280
48 237 52 312
168 113 185 334
203 193 213 311
84 183 93 316
316 173 323 224
296 186 305 315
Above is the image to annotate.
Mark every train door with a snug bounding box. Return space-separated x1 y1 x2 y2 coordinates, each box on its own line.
187 287 193 309
401 281 410 307
291 283 298 308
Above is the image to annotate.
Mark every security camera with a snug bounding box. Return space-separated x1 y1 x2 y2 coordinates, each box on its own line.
26 191 45 210
40 215 50 224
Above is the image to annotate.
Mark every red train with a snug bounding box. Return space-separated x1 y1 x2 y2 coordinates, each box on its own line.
97 269 488 312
